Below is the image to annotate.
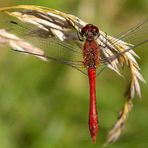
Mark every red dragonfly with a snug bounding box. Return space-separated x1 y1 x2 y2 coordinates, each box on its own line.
0 5 147 144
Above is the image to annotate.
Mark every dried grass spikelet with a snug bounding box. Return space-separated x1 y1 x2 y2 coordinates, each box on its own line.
105 47 145 145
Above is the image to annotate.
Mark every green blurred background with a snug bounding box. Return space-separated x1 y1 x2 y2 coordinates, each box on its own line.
0 0 148 148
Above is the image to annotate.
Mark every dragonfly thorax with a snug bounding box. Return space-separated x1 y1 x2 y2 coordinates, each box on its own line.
83 40 100 68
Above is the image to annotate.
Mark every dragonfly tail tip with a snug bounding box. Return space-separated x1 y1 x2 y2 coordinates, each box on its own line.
92 136 96 144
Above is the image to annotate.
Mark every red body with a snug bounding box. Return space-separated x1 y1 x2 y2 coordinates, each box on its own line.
88 68 98 143
81 24 100 143
83 40 100 68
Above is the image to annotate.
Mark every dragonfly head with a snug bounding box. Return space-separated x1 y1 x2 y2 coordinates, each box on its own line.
80 24 100 41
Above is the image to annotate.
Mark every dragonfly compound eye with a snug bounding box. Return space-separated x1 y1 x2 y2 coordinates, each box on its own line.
91 26 99 37
81 24 99 39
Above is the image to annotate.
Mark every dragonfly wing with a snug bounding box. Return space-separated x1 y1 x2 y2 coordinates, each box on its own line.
98 21 147 97
0 6 88 73
115 20 148 43
99 20 147 76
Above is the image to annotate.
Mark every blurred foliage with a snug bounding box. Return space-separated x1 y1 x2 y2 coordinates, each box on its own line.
0 0 148 148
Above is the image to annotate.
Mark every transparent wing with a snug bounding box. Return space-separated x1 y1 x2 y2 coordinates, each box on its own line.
99 20 148 69
115 20 148 44
98 20 147 93
0 6 89 73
